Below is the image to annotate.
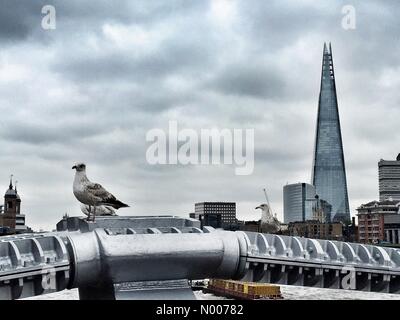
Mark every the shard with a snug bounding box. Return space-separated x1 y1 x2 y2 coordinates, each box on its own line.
311 43 350 223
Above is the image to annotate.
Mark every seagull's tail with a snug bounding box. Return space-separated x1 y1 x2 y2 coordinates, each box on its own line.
104 199 130 209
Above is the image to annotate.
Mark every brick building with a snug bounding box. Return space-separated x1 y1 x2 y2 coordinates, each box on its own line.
288 220 343 240
356 200 400 244
0 178 27 235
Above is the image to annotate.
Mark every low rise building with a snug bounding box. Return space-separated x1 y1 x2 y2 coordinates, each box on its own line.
356 199 400 244
288 220 343 240
189 212 200 220
195 202 236 229
383 214 400 245
237 220 260 233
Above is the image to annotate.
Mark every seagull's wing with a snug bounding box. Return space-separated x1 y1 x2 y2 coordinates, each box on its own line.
80 204 90 216
85 182 116 202
82 180 129 209
101 206 116 215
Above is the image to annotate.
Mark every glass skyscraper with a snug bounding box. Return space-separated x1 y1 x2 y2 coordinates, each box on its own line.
283 183 316 223
311 43 350 223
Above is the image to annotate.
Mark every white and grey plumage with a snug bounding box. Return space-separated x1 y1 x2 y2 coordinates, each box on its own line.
72 163 129 221
255 203 281 233
80 204 116 217
255 203 274 224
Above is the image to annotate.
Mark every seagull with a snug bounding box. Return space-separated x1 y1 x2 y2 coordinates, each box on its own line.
255 204 281 233
72 163 129 221
80 204 116 217
255 203 274 224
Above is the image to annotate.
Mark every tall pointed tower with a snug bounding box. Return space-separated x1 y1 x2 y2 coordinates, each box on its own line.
311 43 350 223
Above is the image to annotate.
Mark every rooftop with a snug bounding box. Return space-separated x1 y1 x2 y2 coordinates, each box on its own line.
357 199 400 210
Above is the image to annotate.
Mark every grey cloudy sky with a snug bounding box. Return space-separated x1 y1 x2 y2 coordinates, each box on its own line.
0 0 399 230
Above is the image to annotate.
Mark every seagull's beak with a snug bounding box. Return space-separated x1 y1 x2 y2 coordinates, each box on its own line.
72 165 76 169
255 206 260 210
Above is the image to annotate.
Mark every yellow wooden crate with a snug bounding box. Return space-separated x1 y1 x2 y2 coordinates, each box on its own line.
209 279 281 297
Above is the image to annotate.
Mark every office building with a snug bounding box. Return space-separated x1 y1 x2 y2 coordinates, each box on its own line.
283 183 316 223
378 154 400 201
311 43 350 223
194 202 236 228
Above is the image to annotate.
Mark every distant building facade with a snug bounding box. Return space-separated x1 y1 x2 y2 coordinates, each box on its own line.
283 183 316 223
236 220 287 235
288 220 343 240
378 154 400 201
312 196 332 223
356 200 400 244
343 217 358 243
189 212 199 220
195 202 236 229
0 179 27 235
237 220 260 233
383 214 400 245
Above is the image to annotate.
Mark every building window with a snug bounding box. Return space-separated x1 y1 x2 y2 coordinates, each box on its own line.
8 201 12 209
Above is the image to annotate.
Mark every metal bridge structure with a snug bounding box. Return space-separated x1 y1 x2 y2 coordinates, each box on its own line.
0 216 399 299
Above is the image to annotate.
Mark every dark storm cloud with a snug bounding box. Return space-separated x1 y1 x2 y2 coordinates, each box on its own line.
53 34 216 83
0 0 398 230
204 61 285 98
0 120 105 144
56 0 208 25
0 1 42 41
0 0 209 43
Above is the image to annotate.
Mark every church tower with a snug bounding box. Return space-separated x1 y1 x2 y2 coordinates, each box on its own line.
1 176 21 231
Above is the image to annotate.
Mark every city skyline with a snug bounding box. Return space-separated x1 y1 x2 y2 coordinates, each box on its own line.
0 1 399 231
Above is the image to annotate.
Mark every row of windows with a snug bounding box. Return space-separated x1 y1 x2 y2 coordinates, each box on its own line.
359 232 381 236
197 211 235 215
358 214 381 219
195 203 235 206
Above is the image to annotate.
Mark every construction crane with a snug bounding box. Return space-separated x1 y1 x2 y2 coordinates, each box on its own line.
263 188 273 216
264 188 279 220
